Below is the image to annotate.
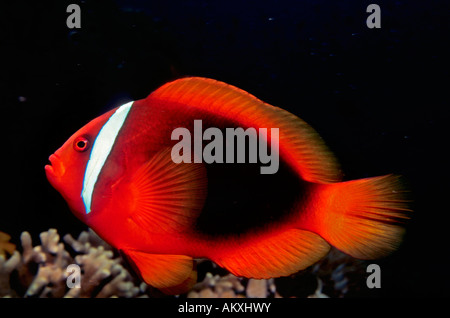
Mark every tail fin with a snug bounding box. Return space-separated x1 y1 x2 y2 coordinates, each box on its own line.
312 175 411 259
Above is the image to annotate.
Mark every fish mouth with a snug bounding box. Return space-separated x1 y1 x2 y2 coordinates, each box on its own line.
45 154 65 179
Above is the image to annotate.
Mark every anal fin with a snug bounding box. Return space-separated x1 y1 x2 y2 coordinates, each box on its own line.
158 263 198 295
214 229 330 279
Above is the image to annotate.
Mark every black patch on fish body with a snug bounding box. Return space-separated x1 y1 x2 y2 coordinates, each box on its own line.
195 157 305 237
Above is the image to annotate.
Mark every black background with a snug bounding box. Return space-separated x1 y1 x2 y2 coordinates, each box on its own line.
2 0 449 298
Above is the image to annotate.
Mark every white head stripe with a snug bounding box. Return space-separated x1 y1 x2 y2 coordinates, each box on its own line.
81 101 133 214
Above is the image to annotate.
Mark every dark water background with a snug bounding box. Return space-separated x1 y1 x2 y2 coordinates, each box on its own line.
2 0 449 297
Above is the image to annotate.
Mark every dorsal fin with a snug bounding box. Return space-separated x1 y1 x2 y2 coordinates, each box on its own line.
149 77 342 184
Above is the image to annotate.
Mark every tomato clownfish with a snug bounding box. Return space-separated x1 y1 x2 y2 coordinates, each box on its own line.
45 77 410 295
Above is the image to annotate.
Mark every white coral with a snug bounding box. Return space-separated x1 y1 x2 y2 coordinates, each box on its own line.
188 272 246 298
1 228 145 298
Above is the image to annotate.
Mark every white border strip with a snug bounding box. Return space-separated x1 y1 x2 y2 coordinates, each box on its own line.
81 101 133 214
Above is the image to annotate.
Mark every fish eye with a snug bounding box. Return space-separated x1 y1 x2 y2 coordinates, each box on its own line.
73 136 90 152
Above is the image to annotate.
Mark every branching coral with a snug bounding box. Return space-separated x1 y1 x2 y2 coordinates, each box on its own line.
0 228 145 298
0 251 20 297
19 230 71 297
188 272 246 298
187 265 278 298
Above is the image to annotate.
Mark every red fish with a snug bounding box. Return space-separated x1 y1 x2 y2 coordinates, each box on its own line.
45 77 410 294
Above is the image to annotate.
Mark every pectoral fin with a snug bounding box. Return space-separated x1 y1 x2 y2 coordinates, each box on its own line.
119 147 207 234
